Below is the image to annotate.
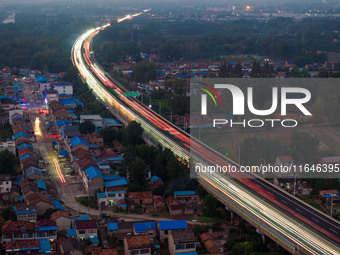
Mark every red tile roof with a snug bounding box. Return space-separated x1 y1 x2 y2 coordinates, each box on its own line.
2 220 35 233
26 192 52 205
51 210 71 220
75 219 97 230
125 235 150 248
5 240 40 251
35 219 57 228
92 248 118 255
129 191 152 199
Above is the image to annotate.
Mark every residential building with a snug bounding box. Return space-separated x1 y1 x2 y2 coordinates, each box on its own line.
80 115 105 132
168 229 197 255
133 222 156 242
199 232 224 254
5 239 51 255
25 192 54 215
51 210 72 231
173 191 199 203
129 191 153 206
75 219 98 239
14 204 37 222
0 174 12 194
92 248 118 255
83 166 104 196
124 234 151 255
0 141 16 154
53 81 73 95
61 238 82 255
34 219 58 240
2 221 35 242
158 220 188 242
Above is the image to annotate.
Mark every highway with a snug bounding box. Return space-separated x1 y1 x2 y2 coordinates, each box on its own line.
71 22 340 255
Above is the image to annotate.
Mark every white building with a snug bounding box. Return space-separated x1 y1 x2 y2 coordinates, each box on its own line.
0 141 16 154
0 174 12 193
39 81 73 95
80 115 105 132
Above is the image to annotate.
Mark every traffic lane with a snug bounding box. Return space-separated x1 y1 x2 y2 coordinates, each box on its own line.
252 177 340 240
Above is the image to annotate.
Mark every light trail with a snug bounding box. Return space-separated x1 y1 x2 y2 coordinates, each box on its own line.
34 117 41 136
71 20 340 255
117 9 151 23
53 158 66 184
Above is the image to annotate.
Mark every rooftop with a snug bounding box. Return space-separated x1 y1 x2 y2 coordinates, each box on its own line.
134 222 156 233
171 229 195 243
174 191 197 196
75 219 97 230
129 191 153 199
2 220 35 233
158 220 188 230
51 210 71 220
125 234 150 248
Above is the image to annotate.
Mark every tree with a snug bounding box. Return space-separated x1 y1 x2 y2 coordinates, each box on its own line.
133 61 156 83
202 194 218 218
290 131 319 164
127 158 147 190
121 121 144 146
79 122 96 134
0 150 17 174
100 127 118 146
1 208 16 221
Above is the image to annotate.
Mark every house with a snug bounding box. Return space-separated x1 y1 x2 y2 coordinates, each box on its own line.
199 232 223 254
34 219 58 240
24 166 44 180
148 175 164 189
133 222 157 241
0 174 11 194
84 166 104 196
63 125 81 140
158 220 188 242
14 204 37 222
75 219 98 239
107 222 118 236
25 192 54 215
97 187 126 207
275 155 294 166
52 81 73 95
51 210 72 231
319 156 340 165
92 247 118 255
2 220 35 242
168 229 197 255
124 234 151 255
5 239 51 255
21 178 38 197
61 238 83 255
0 141 16 154
129 191 153 206
80 115 105 132
70 136 89 152
174 191 199 203
153 195 166 212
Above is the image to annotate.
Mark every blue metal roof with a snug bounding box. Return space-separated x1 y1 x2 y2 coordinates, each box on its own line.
59 98 76 105
323 193 339 198
59 150 69 156
103 175 122 181
74 215 90 221
67 228 77 237
159 220 188 230
20 154 34 161
134 222 156 233
37 180 47 190
89 237 99 243
56 120 72 127
107 222 118 231
12 131 28 140
104 177 129 188
53 200 64 210
70 136 89 147
18 143 33 150
36 226 58 231
85 166 103 180
39 238 51 253
97 192 107 198
35 76 48 83
174 191 197 196
175 252 198 255
151 175 163 183
107 190 125 194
